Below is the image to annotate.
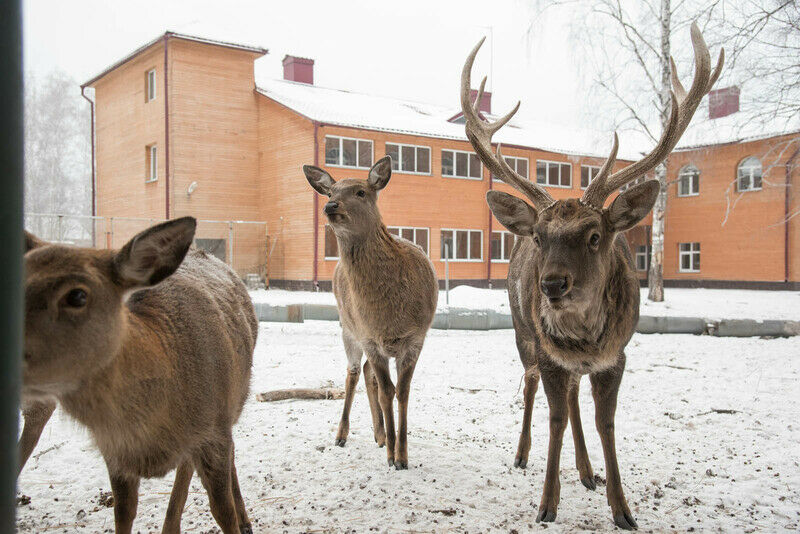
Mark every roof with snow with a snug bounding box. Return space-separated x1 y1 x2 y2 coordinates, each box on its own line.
255 78 645 161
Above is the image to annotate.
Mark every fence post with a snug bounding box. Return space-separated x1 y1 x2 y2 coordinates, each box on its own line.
56 214 63 242
228 221 234 269
445 244 450 306
108 217 114 249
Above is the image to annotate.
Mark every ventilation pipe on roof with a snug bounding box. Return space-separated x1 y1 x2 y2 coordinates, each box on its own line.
708 86 739 119
283 55 314 84
469 88 492 114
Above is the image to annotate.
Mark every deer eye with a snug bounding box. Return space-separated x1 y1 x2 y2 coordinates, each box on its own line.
589 233 601 248
533 235 541 246
356 190 366 198
64 288 88 308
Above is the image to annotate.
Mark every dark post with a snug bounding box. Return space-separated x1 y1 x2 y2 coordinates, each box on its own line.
0 0 23 529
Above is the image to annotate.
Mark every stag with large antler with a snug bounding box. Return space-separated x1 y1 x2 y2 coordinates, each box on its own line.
461 23 722 529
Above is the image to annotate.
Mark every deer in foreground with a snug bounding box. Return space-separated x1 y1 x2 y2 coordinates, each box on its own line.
303 156 438 469
462 23 722 529
23 217 258 534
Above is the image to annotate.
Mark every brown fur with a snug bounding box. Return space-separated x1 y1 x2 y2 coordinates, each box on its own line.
304 157 438 469
23 218 257 534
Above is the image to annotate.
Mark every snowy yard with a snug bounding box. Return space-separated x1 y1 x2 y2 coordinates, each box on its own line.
251 286 800 321
16 321 800 532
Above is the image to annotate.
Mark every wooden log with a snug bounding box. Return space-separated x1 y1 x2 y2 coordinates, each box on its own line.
256 388 345 402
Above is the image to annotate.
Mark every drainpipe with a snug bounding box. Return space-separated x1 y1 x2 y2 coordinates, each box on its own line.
785 144 799 284
487 164 493 288
80 86 96 219
163 33 171 219
312 121 320 290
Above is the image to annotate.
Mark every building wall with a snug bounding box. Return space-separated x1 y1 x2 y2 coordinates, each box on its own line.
666 134 799 282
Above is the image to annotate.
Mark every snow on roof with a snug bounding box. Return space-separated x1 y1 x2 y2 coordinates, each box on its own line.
255 78 646 161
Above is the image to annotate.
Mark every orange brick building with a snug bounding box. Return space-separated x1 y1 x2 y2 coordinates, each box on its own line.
83 32 800 290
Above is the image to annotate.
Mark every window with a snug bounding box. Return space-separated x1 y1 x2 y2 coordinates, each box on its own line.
619 175 647 192
679 242 700 272
492 156 528 182
325 136 373 168
324 225 339 259
385 143 431 175
145 68 156 102
440 229 482 261
387 226 429 255
536 160 571 187
737 157 762 192
490 231 516 261
442 149 482 179
678 165 700 196
635 245 651 272
145 144 157 182
580 165 601 189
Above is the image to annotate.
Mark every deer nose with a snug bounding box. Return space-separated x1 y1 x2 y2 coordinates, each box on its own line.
324 201 339 215
541 275 569 299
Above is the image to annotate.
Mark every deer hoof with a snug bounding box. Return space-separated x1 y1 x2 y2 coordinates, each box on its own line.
334 438 346 447
581 476 596 490
514 457 527 469
394 461 408 470
387 458 395 467
613 511 638 530
240 524 254 534
536 507 557 523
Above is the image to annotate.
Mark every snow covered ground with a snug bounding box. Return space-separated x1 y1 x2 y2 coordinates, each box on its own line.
16 321 800 533
251 286 800 321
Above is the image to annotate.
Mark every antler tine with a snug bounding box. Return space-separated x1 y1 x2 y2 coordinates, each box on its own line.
461 39 554 209
584 22 723 206
580 133 618 206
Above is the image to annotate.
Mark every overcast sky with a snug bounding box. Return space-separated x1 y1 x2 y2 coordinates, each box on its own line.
23 0 590 128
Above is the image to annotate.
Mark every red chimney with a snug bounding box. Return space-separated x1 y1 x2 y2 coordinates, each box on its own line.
469 88 492 114
708 86 739 119
283 55 314 84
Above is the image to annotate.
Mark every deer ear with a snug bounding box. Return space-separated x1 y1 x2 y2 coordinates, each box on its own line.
113 217 196 288
486 191 538 236
606 180 660 232
24 231 47 252
367 156 392 191
303 165 336 196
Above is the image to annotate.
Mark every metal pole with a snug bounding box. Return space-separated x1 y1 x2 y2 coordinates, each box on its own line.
445 244 450 306
0 0 23 528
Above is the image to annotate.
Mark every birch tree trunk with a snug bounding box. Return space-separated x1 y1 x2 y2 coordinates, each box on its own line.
647 0 672 302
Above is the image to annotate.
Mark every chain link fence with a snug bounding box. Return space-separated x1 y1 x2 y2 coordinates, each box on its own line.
24 213 269 281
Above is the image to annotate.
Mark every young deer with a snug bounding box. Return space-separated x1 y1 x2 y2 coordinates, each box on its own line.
23 217 258 534
303 157 438 469
461 24 722 529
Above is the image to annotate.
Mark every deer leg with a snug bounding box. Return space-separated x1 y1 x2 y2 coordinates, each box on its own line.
17 398 56 476
591 359 637 531
194 439 240 534
536 366 571 524
363 359 386 447
161 460 193 534
109 472 140 534
335 331 362 447
515 365 539 469
394 351 419 470
229 445 252 534
367 350 396 467
568 376 595 489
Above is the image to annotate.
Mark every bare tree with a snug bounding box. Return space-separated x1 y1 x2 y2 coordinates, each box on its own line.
24 70 91 239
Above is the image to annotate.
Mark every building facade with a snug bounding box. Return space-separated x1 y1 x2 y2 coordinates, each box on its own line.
84 32 800 289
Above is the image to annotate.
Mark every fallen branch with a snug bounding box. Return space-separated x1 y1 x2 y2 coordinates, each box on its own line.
449 386 498 394
256 388 345 402
696 408 739 417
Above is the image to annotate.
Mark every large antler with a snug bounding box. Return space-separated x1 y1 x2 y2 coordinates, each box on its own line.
582 22 724 207
461 38 555 210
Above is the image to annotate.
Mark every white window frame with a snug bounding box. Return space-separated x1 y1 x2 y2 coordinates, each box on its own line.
146 69 156 102
146 144 157 183
490 230 516 262
387 226 430 256
677 165 700 197
440 228 483 262
737 157 763 192
385 143 432 175
580 164 601 189
619 175 647 193
325 135 374 169
324 224 339 260
441 149 482 180
635 245 651 272
536 159 572 188
678 242 700 273
492 156 529 182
